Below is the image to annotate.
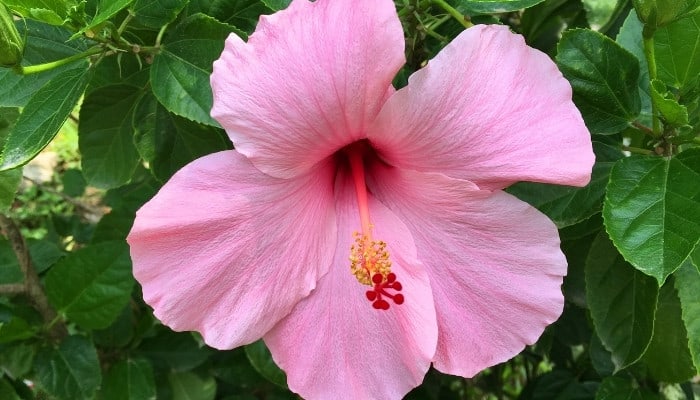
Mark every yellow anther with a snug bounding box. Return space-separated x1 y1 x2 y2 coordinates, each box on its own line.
349 231 392 285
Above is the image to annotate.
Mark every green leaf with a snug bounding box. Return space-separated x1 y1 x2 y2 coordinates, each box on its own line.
0 342 35 378
0 378 20 400
0 169 21 213
616 10 652 126
508 142 622 228
44 241 134 329
451 0 546 14
0 20 88 107
650 79 689 127
641 280 695 382
61 168 86 197
138 329 212 371
93 304 134 347
655 12 700 90
632 0 700 29
27 238 64 273
4 0 78 25
210 0 270 33
589 333 615 377
131 0 189 28
674 261 700 373
0 316 36 344
169 372 216 400
101 358 157 400
91 207 136 243
562 231 599 308
603 150 700 284
81 0 134 34
133 94 230 181
0 239 22 284
595 377 658 400
79 84 142 189
244 340 287 389
34 335 101 400
556 29 641 134
150 13 239 126
585 231 658 370
260 0 289 11
0 66 90 171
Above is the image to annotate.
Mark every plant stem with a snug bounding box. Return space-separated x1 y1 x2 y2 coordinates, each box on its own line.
0 214 67 340
642 30 661 137
18 46 103 75
431 0 473 29
620 145 653 155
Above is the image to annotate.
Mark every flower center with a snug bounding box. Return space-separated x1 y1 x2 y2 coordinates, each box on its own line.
346 144 404 310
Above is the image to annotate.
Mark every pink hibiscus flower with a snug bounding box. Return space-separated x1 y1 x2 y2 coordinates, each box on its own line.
127 0 594 398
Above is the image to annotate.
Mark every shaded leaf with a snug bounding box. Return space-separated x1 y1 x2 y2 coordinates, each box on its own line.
138 329 212 371
34 335 101 400
169 372 216 400
101 358 157 400
131 0 189 28
210 0 270 33
595 377 659 400
261 0 290 11
585 231 658 370
616 10 652 126
674 261 700 373
79 84 142 189
80 0 134 34
245 340 287 389
641 279 695 382
556 29 641 134
452 0 547 14
133 93 230 181
508 142 622 228
603 150 700 284
44 241 134 329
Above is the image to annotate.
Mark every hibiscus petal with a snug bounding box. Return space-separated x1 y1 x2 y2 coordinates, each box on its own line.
368 24 594 190
127 151 336 349
210 0 404 179
264 170 437 400
368 164 566 377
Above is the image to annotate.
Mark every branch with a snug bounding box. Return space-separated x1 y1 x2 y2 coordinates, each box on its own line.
0 214 67 340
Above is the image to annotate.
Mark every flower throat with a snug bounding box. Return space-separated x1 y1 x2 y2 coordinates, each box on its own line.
347 146 404 311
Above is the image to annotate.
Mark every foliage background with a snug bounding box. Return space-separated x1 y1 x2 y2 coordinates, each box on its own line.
0 0 699 399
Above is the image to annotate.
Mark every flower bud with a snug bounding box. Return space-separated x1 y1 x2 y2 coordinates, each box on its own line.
0 4 23 67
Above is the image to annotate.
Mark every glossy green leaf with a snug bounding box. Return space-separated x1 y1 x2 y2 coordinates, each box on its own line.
131 0 189 28
0 21 88 107
641 280 695 382
616 10 652 126
169 372 216 400
133 94 230 181
150 13 239 126
261 0 290 11
585 231 658 370
79 84 142 189
0 66 90 171
655 12 700 90
34 335 101 400
80 0 134 34
245 340 287 389
508 142 622 228
44 241 134 329
452 0 546 14
603 150 700 284
556 29 641 134
27 238 64 273
674 261 700 373
210 0 270 33
101 358 157 400
595 377 658 400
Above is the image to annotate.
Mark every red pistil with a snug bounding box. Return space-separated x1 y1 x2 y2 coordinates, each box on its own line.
365 272 404 310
